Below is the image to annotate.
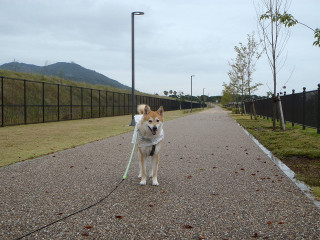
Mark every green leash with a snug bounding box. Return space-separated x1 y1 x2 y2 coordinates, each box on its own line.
123 130 138 180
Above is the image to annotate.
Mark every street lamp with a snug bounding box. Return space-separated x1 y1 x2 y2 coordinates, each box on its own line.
130 11 144 126
190 75 195 112
203 88 205 109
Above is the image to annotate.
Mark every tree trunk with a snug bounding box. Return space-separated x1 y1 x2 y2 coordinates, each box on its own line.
250 101 253 120
252 100 257 120
272 96 277 130
278 96 286 130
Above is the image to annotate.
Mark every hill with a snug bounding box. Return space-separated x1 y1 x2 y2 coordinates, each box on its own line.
0 61 131 90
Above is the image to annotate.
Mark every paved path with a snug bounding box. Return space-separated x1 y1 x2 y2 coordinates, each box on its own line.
1 106 320 239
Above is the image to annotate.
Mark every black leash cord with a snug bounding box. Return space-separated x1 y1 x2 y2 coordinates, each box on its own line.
16 179 125 240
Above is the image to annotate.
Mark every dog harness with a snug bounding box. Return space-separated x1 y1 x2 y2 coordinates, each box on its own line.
150 145 156 156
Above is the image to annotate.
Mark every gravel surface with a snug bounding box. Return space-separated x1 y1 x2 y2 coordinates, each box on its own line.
1 106 320 239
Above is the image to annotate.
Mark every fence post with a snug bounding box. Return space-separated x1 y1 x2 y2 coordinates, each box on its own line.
292 89 295 127
91 89 93 118
124 93 126 115
127 94 130 114
98 90 101 118
118 92 120 115
112 92 115 116
106 91 108 117
317 84 320 134
81 87 83 119
42 82 45 123
70 86 73 120
1 77 4 127
303 87 306 130
24 80 27 124
283 91 286 124
57 84 60 121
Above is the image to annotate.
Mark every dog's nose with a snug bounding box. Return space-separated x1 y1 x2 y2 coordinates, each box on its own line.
153 126 157 130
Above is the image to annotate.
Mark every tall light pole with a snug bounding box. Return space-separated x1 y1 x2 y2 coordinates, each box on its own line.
190 75 195 112
130 11 144 126
203 88 205 109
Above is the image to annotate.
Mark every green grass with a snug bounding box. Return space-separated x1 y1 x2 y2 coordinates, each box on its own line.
230 113 320 199
312 187 320 201
0 108 203 168
231 114 320 159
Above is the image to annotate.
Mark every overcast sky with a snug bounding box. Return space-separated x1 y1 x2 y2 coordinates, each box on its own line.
0 0 319 96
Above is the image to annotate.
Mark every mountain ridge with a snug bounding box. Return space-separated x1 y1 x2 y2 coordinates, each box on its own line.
0 61 131 90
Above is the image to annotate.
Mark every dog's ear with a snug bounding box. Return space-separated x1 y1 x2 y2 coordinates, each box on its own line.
157 106 164 116
144 105 151 115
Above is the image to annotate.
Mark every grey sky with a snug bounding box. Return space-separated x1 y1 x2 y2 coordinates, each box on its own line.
0 0 319 96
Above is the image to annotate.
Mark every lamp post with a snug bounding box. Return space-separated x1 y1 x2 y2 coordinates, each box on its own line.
190 75 195 112
203 88 205 109
130 11 144 126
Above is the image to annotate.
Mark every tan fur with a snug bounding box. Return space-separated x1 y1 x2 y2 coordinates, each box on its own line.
137 104 164 186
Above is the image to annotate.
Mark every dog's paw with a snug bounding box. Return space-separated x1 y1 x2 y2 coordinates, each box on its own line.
140 179 146 185
138 174 142 179
152 180 159 186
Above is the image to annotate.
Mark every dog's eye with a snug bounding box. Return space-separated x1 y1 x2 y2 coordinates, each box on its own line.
149 120 152 123
156 119 160 122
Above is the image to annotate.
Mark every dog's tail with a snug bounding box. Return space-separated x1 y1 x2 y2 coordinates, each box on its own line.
137 104 146 114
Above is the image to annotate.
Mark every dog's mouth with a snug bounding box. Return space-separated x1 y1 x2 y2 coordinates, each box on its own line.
148 126 157 135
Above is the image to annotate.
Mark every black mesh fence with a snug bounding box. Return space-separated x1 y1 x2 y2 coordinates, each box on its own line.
0 76 204 127
244 85 320 133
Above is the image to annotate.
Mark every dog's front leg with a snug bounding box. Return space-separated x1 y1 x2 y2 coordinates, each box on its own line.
151 154 159 186
139 149 147 185
138 150 142 178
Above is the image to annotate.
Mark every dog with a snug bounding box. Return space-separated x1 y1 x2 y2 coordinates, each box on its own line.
133 104 164 186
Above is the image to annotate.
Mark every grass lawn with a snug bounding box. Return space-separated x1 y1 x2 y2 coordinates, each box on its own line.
0 108 203 168
231 113 320 200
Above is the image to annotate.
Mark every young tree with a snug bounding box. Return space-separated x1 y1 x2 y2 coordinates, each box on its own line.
241 33 263 119
221 82 237 106
241 33 263 99
256 0 291 130
228 51 245 111
177 91 185 109
260 11 320 47
163 91 168 96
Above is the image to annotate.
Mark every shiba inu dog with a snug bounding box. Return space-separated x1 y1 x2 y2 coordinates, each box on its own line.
133 104 164 186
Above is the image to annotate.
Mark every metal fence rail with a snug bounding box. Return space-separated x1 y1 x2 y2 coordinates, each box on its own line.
244 84 320 133
0 76 203 127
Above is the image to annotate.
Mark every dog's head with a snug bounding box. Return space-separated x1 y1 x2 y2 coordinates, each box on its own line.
141 105 164 136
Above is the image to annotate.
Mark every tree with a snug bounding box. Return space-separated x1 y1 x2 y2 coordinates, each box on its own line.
173 91 177 96
260 11 320 47
228 49 245 110
177 91 185 109
227 33 263 114
241 33 263 99
169 90 173 95
256 0 290 130
221 82 237 106
163 91 168 96
241 33 263 119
